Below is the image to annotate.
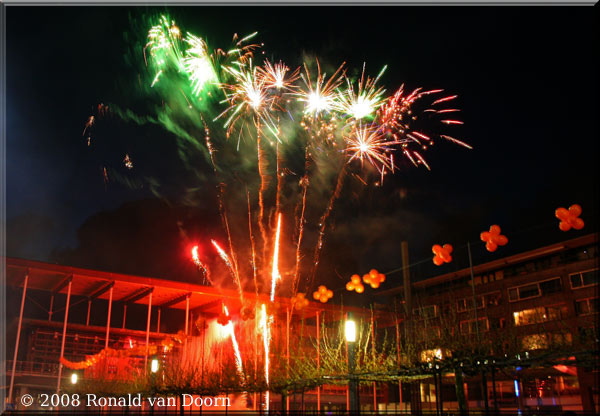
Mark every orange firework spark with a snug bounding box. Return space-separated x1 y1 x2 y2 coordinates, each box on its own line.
270 213 282 302
223 305 244 378
257 60 300 92
345 123 397 172
259 304 271 410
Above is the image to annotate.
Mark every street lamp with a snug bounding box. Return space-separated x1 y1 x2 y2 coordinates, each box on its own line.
345 314 359 415
70 372 78 385
150 358 159 373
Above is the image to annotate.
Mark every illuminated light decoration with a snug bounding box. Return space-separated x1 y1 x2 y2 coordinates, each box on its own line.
480 225 508 252
71 373 78 384
432 244 453 266
312 285 334 303
150 358 159 373
240 304 256 320
291 293 309 310
346 274 364 293
123 154 133 169
362 269 386 289
555 204 584 231
345 319 356 342
514 380 520 397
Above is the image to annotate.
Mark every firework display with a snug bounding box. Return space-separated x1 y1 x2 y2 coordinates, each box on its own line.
87 14 472 409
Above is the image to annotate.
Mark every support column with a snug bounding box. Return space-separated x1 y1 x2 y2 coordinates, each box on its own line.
122 304 127 329
144 291 153 373
48 294 54 321
395 316 403 410
105 287 113 350
286 308 290 411
156 308 161 333
8 273 28 404
86 299 91 326
372 311 377 413
185 295 190 336
56 277 73 393
317 310 321 412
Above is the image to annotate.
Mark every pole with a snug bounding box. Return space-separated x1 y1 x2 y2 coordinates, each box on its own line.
156 308 161 333
48 294 54 321
185 295 190 336
371 310 377 413
401 242 411 315
8 273 28 404
86 299 91 326
286 308 290 412
491 366 498 415
56 278 72 393
144 291 153 374
317 310 321 412
122 304 127 329
105 287 113 350
467 242 480 342
395 315 403 410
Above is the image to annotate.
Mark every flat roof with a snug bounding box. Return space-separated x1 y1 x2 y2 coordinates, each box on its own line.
378 233 598 297
4 257 376 320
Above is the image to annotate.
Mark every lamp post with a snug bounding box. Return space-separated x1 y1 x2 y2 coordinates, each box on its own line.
345 315 359 415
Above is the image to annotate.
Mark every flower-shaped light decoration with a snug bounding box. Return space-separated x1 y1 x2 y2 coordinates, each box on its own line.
480 225 508 252
291 293 309 310
346 274 365 293
432 244 453 266
313 285 334 303
363 269 386 289
555 204 584 232
240 305 255 321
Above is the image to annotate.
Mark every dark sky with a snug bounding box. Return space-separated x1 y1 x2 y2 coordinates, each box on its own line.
6 6 598 296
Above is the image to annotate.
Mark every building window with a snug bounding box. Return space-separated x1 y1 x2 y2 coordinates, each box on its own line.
457 296 484 312
521 332 572 350
460 317 489 334
539 278 562 295
413 305 437 319
508 277 562 302
575 298 599 316
521 334 549 350
513 305 568 326
570 269 599 289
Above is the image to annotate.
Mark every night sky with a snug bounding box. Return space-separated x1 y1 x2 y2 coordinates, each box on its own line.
6 6 598 300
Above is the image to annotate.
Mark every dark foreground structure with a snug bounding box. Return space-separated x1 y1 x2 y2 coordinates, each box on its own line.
3 233 598 415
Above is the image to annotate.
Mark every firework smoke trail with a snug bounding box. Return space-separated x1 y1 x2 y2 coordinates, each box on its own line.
223 305 244 378
247 189 259 296
270 213 282 302
256 123 270 262
292 146 310 296
259 304 271 411
310 164 347 286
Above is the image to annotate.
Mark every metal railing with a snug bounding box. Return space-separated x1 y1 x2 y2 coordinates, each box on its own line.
6 360 60 376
